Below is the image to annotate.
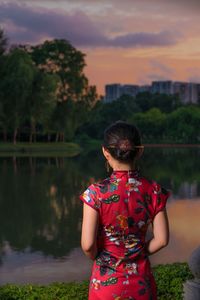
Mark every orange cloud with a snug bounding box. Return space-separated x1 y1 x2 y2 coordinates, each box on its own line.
85 48 200 94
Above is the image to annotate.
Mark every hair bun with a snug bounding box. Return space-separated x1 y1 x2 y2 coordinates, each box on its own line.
115 148 136 162
103 121 142 163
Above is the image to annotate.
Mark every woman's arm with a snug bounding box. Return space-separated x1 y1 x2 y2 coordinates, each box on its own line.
81 203 99 260
146 208 169 255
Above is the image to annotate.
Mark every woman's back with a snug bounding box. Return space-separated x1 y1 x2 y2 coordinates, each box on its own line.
81 170 169 299
80 121 170 300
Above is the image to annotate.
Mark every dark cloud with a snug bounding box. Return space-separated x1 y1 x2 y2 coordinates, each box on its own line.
109 31 181 48
0 2 105 44
33 0 200 12
0 2 182 48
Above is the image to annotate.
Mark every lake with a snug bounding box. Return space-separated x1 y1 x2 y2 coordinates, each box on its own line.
0 147 200 285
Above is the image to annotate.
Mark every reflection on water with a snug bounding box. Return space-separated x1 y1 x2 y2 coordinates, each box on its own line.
0 147 200 284
151 199 200 265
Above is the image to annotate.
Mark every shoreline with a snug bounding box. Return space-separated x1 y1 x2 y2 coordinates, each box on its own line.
144 143 200 148
0 142 199 156
0 142 82 157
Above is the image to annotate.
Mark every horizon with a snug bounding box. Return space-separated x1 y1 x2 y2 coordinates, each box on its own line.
1 0 200 95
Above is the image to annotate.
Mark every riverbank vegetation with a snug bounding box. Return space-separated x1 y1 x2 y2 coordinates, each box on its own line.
0 142 81 157
0 263 193 300
79 97 200 144
0 28 200 145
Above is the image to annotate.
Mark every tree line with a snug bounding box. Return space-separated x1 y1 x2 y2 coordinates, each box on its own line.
0 28 200 144
0 29 98 144
79 93 200 144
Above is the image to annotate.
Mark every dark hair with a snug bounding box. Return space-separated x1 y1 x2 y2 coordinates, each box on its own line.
103 121 142 163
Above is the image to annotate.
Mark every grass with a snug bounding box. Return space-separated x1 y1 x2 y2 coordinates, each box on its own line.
0 263 193 300
0 142 82 157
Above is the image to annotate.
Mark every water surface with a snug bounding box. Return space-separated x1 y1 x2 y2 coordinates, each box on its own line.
0 147 199 284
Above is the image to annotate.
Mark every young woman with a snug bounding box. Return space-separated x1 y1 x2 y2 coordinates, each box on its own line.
80 121 170 300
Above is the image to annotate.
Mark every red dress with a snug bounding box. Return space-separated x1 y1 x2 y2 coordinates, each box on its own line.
80 170 170 300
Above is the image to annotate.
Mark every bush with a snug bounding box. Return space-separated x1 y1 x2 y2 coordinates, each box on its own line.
153 263 193 300
0 263 193 299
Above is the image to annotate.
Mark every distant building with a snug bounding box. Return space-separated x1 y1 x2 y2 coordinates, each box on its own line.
173 81 189 104
151 81 174 95
139 85 151 93
104 80 200 104
105 84 139 102
105 84 121 102
189 83 200 104
120 85 139 97
173 82 200 104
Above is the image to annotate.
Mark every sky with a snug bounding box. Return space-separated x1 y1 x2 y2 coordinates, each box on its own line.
0 0 200 95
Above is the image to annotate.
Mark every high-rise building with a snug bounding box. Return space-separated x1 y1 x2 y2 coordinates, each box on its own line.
173 82 200 104
105 84 139 102
139 85 151 93
173 82 190 104
151 81 173 95
104 80 200 103
189 83 199 104
120 85 139 97
105 84 121 102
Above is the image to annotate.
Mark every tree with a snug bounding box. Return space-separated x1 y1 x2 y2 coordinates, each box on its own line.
0 29 8 140
29 39 88 102
28 39 98 141
166 106 200 143
78 95 140 140
0 28 7 56
0 48 35 143
129 108 167 142
135 92 181 113
51 99 89 142
27 70 59 143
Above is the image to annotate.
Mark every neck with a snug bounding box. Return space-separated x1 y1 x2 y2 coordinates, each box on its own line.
112 163 135 171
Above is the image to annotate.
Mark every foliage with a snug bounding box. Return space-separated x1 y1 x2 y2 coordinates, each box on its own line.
154 263 193 300
30 39 88 102
0 28 199 144
0 48 35 143
0 37 98 143
77 95 140 140
28 39 97 102
135 92 181 113
27 70 59 142
0 282 89 300
80 100 200 144
0 263 192 300
0 142 81 156
26 39 97 141
166 106 200 143
129 108 167 141
0 28 7 56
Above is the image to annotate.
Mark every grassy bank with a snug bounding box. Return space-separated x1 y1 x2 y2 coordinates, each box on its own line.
0 263 193 300
0 142 82 157
0 140 199 157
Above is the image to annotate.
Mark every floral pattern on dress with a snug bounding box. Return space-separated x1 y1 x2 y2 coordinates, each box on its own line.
80 170 170 300
126 177 142 193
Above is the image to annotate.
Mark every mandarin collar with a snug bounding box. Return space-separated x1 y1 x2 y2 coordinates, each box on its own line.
111 170 140 179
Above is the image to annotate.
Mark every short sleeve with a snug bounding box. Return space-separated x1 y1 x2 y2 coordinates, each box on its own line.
151 182 170 218
79 184 100 212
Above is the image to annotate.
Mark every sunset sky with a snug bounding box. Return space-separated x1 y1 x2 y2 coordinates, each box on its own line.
1 0 200 95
